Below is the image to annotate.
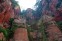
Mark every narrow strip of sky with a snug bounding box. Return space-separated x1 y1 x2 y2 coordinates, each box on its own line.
15 0 36 10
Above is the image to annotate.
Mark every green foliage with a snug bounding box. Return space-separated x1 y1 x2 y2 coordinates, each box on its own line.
56 21 62 31
0 18 18 41
0 27 8 40
7 18 18 39
21 10 26 16
9 18 14 23
10 0 19 8
9 18 18 31
35 0 42 20
27 25 34 41
27 25 34 32
27 31 33 41
11 22 18 32
38 21 48 41
0 39 3 41
56 0 62 9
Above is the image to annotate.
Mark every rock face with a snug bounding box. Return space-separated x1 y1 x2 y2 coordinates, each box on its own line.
0 0 29 41
54 10 62 21
0 0 14 40
0 33 4 40
42 15 62 41
26 8 35 25
39 0 62 41
0 0 14 27
46 23 62 41
13 16 29 41
41 0 62 21
13 28 29 41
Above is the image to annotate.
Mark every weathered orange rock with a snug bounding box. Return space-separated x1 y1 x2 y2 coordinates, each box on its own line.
46 24 62 41
0 0 14 28
0 0 14 40
42 14 62 41
13 28 29 41
0 13 4 24
0 33 4 40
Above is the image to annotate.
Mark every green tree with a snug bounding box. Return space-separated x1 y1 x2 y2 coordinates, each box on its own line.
35 0 42 20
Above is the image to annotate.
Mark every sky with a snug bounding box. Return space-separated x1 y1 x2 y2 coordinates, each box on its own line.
15 0 36 10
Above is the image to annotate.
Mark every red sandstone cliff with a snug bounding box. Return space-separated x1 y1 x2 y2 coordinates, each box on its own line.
0 0 29 41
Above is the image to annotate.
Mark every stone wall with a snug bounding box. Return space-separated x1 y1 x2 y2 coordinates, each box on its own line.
13 28 29 41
